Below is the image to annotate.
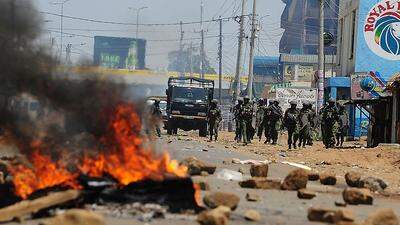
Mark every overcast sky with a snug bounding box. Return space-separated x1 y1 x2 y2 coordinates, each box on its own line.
34 0 285 74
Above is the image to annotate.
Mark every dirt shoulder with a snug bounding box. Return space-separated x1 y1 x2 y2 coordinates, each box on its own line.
183 131 400 194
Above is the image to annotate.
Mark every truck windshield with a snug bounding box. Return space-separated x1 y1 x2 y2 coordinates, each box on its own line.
171 87 208 103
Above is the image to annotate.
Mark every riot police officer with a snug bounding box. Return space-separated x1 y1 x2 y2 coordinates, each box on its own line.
321 98 339 148
284 100 299 149
233 98 243 142
207 99 222 141
241 96 253 145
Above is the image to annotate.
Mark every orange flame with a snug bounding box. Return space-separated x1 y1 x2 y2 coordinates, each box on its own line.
10 146 80 199
9 103 187 199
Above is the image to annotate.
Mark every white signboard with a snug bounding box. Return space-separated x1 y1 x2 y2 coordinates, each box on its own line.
275 87 318 112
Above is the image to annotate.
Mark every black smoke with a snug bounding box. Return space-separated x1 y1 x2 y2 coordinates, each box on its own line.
0 1 131 154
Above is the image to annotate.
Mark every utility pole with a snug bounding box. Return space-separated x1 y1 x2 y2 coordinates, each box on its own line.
317 0 325 110
200 0 205 79
218 17 223 105
135 6 148 40
234 0 247 102
179 21 185 77
50 0 73 63
189 42 193 77
247 0 257 100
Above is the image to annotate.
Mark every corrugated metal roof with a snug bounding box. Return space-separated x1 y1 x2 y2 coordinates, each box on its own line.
280 53 336 64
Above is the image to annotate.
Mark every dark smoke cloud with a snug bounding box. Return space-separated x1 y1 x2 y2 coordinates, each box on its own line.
0 1 130 154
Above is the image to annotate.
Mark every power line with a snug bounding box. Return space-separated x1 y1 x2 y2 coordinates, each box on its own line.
41 10 251 26
46 29 225 42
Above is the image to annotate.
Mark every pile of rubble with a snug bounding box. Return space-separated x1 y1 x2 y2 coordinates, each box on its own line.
182 157 399 225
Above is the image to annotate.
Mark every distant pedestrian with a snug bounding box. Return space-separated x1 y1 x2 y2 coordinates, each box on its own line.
336 103 349 147
283 100 299 149
207 99 222 141
233 98 243 142
268 100 283 145
151 99 162 137
255 99 265 142
321 98 339 148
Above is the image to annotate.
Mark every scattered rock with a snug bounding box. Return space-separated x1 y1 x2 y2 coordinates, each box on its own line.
40 209 106 225
337 209 356 222
244 210 261 222
201 171 209 177
335 201 347 207
281 169 308 190
197 206 231 225
297 189 316 199
215 169 243 181
180 157 216 175
239 178 281 190
307 207 342 223
245 193 261 202
364 208 399 225
345 172 362 187
361 177 388 192
238 168 245 175
197 181 211 191
202 148 209 152
342 188 373 205
320 172 337 185
203 192 240 210
308 172 320 181
250 164 269 177
376 153 382 158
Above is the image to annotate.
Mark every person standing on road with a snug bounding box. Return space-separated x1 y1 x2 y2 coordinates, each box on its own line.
151 99 162 137
283 100 300 149
241 96 253 145
268 100 283 145
306 103 317 146
207 99 222 141
255 99 265 142
321 98 339 149
336 103 349 147
298 101 312 148
233 98 243 142
263 100 272 144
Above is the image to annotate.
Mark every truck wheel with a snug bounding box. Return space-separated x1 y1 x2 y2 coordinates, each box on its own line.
199 123 207 137
167 121 174 135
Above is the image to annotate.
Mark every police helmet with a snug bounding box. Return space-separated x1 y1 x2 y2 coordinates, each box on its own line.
289 100 297 105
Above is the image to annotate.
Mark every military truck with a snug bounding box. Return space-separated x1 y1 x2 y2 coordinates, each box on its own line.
166 77 214 137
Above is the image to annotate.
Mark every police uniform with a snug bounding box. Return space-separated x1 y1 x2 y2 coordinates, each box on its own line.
208 100 222 141
298 102 312 148
336 103 349 147
233 98 243 142
255 99 265 141
284 100 299 149
321 99 339 148
241 97 253 145
268 100 283 145
263 102 272 144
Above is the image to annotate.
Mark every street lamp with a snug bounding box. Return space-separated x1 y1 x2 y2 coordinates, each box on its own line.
129 6 148 40
50 0 73 62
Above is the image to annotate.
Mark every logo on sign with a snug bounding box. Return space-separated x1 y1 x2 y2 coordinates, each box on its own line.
364 0 400 60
